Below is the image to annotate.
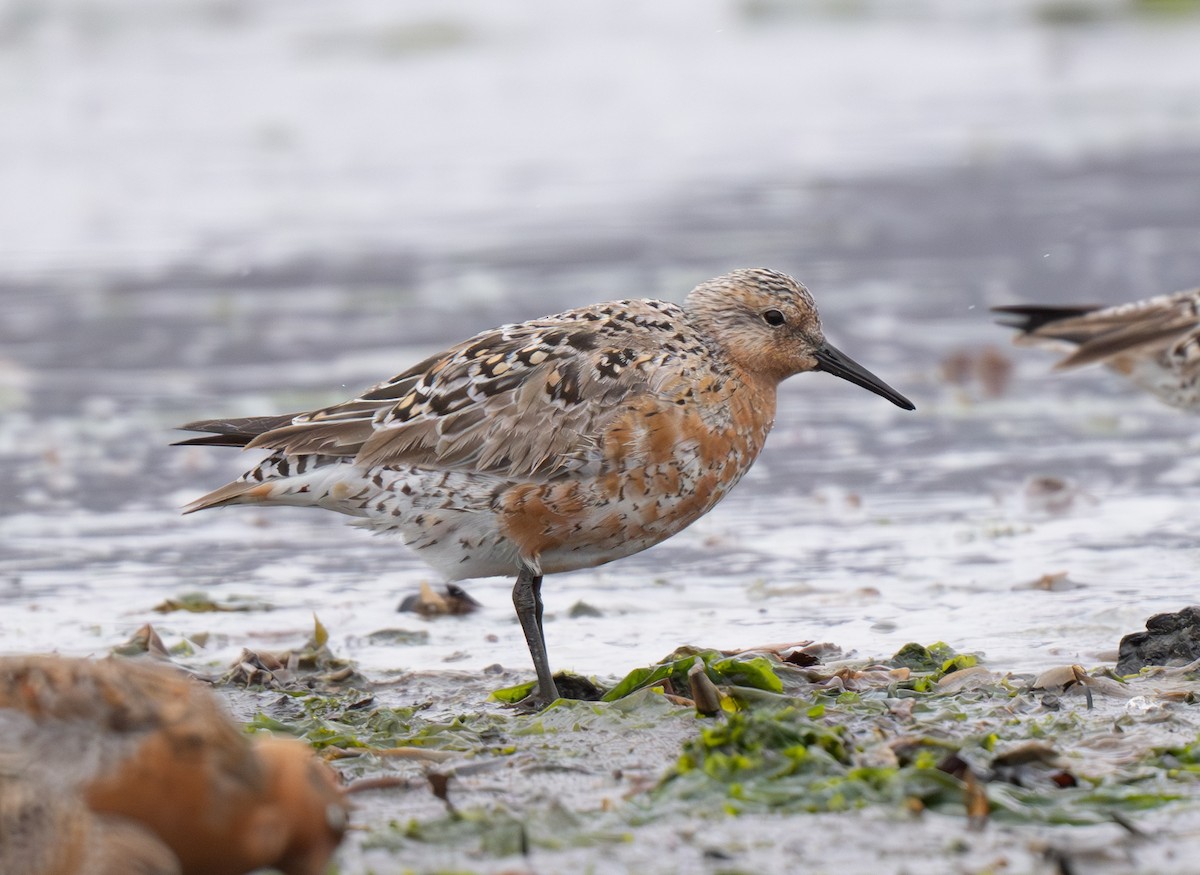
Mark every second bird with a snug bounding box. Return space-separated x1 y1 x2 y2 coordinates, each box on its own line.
995 288 1200 411
179 268 915 706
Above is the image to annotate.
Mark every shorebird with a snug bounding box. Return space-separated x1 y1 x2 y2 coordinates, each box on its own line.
178 268 915 705
994 289 1200 410
0 656 347 875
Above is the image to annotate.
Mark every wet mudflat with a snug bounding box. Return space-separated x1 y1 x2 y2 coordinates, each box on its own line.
4 148 1200 873
5 149 1200 680
142 625 1200 875
5 2 1200 872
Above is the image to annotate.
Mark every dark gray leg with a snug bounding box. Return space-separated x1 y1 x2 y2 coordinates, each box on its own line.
512 566 559 705
531 574 547 653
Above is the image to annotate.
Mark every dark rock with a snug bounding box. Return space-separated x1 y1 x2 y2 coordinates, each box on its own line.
1116 606 1200 675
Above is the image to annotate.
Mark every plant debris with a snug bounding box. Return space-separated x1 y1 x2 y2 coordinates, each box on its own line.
152 591 275 614
131 635 1200 873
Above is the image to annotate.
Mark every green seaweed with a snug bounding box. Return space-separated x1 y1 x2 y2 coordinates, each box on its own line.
639 645 1194 825
890 641 969 673
602 648 784 702
230 640 1200 870
488 648 785 705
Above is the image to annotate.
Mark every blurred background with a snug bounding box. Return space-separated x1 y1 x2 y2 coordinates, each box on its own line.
3 0 1200 676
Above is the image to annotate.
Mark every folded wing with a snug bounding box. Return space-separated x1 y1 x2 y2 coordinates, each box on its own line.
178 307 693 480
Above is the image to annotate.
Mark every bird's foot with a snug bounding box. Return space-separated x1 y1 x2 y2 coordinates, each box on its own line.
511 690 557 714
507 673 605 712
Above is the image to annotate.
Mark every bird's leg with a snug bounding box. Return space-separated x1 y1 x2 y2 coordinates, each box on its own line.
512 566 559 706
531 574 547 653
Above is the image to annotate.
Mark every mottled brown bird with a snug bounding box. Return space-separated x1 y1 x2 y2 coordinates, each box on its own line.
179 268 914 704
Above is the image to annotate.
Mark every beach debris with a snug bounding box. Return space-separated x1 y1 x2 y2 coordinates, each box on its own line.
398 582 482 617
112 623 171 658
688 657 723 717
153 592 273 614
219 615 360 688
940 344 1013 398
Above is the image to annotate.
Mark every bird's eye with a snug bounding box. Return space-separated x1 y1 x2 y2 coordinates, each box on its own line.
762 309 786 327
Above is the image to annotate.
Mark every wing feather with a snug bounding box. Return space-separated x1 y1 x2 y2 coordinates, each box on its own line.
237 300 699 479
996 289 1200 370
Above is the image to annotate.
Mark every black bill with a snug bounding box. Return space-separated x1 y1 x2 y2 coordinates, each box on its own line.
813 343 915 411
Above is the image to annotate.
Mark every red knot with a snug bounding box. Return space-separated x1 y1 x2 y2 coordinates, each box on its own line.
178 268 914 706
995 288 1200 410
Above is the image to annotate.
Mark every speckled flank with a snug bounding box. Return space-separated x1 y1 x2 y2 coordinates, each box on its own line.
997 288 1200 411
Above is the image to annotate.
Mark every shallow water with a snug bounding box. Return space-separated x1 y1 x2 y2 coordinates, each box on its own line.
3 149 1199 685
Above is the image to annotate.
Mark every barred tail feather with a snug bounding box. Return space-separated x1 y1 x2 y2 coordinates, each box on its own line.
182 453 368 517
182 481 272 514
